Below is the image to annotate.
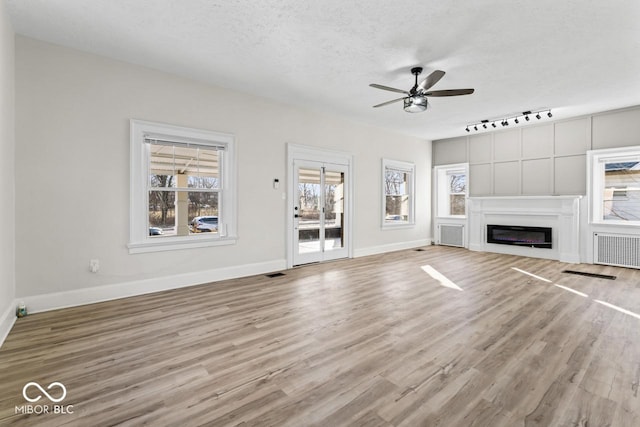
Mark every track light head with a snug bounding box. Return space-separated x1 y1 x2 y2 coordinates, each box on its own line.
492 122 496 128
536 113 541 120
514 118 519 124
525 115 530 121
466 127 470 132
547 111 553 118
474 125 478 131
483 123 487 129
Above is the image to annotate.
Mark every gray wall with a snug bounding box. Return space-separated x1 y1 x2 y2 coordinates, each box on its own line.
433 107 640 196
0 2 15 331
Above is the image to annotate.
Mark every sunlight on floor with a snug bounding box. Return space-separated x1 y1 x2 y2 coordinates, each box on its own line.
421 265 463 291
511 266 640 321
553 284 588 298
594 299 640 320
511 267 552 283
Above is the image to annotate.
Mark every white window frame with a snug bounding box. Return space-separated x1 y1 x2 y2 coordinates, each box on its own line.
129 120 237 253
434 163 468 219
587 145 640 226
382 158 415 228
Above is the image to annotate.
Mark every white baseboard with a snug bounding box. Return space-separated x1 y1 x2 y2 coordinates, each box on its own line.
468 243 484 252
0 300 17 348
560 253 581 264
20 259 287 314
354 239 431 258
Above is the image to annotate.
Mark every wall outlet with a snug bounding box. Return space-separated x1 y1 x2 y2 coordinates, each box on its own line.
89 259 99 273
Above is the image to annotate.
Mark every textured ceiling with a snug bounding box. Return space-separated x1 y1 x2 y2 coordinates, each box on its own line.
6 0 640 140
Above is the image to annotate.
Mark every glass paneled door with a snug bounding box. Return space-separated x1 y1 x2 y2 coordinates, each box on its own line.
293 160 348 265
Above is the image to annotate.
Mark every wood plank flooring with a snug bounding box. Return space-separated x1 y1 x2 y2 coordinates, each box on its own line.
1 246 639 426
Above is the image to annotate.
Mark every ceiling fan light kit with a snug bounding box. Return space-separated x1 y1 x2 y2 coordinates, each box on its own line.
466 109 552 133
404 96 428 113
370 67 474 112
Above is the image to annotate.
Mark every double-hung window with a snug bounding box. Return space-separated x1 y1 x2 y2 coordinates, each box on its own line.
588 146 640 225
435 164 468 217
382 159 415 227
129 120 237 253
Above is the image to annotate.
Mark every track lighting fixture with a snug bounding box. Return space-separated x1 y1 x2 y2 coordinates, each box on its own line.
465 109 552 133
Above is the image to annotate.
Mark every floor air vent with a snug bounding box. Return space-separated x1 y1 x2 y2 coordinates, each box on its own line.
265 272 286 278
562 270 616 280
594 233 640 269
438 224 464 247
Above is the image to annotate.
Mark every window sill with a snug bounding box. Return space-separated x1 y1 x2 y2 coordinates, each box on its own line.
382 222 415 230
128 236 237 254
590 221 640 228
436 215 467 220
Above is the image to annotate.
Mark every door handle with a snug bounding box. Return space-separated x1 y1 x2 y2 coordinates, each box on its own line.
294 214 299 218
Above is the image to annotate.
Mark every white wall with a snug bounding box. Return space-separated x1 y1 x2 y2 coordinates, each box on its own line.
0 1 16 343
14 37 431 308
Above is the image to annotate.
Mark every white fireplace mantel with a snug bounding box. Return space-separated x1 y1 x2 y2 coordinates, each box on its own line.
467 196 582 263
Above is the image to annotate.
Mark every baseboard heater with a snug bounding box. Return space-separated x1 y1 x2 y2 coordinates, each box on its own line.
594 233 640 269
438 224 465 247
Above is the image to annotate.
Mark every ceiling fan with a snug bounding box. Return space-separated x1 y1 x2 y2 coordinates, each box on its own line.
370 67 474 112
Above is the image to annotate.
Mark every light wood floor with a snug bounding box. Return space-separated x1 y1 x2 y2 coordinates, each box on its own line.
1 246 639 426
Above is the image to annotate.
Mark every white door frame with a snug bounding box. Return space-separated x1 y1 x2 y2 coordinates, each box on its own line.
287 143 354 268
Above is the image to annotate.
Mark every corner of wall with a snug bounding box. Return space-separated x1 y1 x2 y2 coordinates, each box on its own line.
0 301 17 347
0 0 16 348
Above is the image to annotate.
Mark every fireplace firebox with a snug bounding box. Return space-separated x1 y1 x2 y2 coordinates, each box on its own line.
487 224 552 249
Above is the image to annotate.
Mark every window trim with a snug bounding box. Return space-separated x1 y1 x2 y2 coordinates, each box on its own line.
381 158 416 229
129 120 237 253
587 145 640 226
434 163 468 219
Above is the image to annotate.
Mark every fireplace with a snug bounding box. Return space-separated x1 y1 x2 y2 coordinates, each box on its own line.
487 224 552 249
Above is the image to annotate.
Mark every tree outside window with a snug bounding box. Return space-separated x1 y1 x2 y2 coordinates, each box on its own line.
382 159 415 227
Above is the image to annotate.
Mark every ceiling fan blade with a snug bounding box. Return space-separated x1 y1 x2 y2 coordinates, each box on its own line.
369 83 410 95
418 70 445 92
373 97 406 108
424 89 475 97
